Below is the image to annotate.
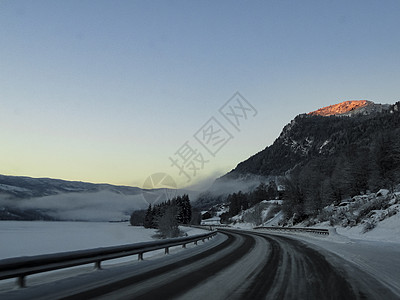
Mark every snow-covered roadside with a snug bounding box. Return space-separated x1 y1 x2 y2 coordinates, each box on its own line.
209 189 400 239
0 221 207 259
231 206 400 295
335 212 400 243
295 210 400 244
234 212 399 244
286 231 399 296
240 225 400 296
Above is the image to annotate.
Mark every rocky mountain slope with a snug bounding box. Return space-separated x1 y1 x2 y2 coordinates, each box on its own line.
308 100 390 116
220 100 399 180
308 100 372 116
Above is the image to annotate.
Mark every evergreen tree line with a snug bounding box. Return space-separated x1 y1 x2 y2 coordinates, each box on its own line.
143 194 192 228
130 194 198 238
131 194 192 228
283 129 400 223
219 181 279 223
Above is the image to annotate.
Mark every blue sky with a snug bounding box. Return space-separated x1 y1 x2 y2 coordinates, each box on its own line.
1 0 400 189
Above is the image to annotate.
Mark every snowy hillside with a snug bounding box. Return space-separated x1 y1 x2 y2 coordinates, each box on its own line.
305 189 400 242
203 190 400 243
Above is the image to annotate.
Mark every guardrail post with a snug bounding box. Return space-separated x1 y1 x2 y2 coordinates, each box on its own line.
182 243 186 248
138 253 144 261
95 261 102 270
17 276 26 288
165 247 169 255
194 240 198 245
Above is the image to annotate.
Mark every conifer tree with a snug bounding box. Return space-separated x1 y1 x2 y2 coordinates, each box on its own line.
144 204 154 228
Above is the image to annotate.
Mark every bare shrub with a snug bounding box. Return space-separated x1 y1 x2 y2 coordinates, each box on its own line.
243 205 263 225
387 208 398 218
157 206 181 238
316 209 331 223
362 221 376 233
264 204 282 222
357 198 385 223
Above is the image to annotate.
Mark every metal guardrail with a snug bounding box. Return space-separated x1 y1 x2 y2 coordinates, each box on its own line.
0 231 217 288
192 224 232 231
194 224 330 235
253 226 330 235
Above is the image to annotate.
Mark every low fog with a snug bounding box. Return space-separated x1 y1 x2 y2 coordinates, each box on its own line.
207 174 275 196
0 173 277 222
0 190 149 221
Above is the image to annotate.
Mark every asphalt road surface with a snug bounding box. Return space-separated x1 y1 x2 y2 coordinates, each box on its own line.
2 229 399 300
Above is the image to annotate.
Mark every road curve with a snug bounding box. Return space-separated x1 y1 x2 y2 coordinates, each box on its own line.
2 229 399 300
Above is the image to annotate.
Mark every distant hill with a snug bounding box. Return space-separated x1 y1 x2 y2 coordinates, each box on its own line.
0 175 192 221
0 175 143 199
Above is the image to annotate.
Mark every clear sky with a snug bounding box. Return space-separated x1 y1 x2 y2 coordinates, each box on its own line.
1 0 400 189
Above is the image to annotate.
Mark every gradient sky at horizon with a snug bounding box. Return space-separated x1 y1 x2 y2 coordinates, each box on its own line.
1 0 400 190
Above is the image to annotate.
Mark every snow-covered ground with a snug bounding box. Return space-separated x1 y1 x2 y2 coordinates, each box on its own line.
0 221 207 259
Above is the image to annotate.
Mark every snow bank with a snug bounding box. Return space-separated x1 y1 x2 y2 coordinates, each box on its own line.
335 212 400 243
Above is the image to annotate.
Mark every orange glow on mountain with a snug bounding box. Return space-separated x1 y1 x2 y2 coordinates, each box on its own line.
308 100 372 116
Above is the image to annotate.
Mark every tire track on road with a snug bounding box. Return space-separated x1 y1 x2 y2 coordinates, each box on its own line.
246 231 397 300
61 232 234 299
131 231 256 300
61 231 254 300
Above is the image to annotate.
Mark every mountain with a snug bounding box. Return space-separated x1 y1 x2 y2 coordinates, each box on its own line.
221 100 399 180
3 100 399 220
194 100 400 211
198 99 400 223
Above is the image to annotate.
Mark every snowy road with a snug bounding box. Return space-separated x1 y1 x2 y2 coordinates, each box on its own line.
2 229 399 300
